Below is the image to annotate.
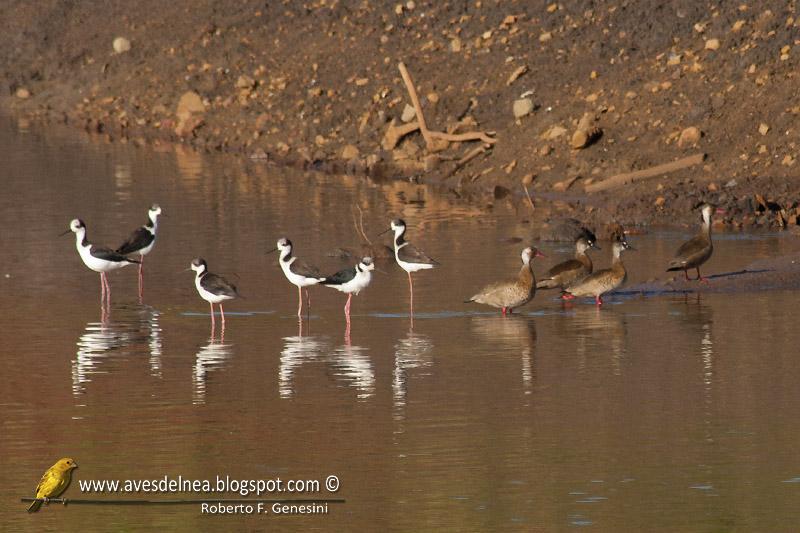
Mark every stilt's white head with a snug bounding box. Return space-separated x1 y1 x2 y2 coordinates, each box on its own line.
390 219 407 238
69 218 86 234
191 258 208 275
359 257 375 272
149 204 162 222
276 237 293 257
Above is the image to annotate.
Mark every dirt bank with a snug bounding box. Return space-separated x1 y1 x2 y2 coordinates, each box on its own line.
2 1 799 234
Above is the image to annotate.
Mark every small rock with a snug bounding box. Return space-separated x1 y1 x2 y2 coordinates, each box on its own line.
250 148 268 160
176 91 204 119
15 88 30 99
667 54 682 65
236 75 255 89
543 125 567 139
113 37 131 54
449 37 462 52
758 123 769 135
539 145 552 156
341 144 360 160
654 196 666 207
705 38 720 51
539 32 552 43
678 126 702 147
732 20 746 32
513 98 534 118
707 182 718 192
401 103 416 122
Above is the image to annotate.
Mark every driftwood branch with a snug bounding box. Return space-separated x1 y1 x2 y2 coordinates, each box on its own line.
585 153 706 193
430 130 497 145
397 62 497 153
398 62 434 149
446 144 491 177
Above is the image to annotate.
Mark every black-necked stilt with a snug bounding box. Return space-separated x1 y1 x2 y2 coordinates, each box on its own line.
268 237 325 317
380 219 438 314
190 258 240 331
117 204 162 297
62 219 139 307
321 257 375 321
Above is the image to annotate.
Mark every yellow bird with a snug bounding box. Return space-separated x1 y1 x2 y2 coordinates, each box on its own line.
27 458 78 513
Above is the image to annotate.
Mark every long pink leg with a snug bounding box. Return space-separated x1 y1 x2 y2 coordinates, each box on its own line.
684 269 690 281
138 255 144 300
344 294 352 320
105 273 112 305
220 303 226 329
697 267 709 283
209 302 216 328
297 286 303 317
595 295 603 306
305 289 311 314
407 272 414 315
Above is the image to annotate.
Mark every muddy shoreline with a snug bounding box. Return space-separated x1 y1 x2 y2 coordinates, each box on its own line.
2 1 799 234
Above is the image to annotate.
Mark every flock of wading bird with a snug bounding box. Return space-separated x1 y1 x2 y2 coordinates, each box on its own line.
62 203 721 331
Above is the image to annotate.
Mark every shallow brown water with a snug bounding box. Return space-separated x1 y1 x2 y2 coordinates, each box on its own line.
2 119 800 531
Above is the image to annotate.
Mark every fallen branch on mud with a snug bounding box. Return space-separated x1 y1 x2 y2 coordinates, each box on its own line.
396 62 497 153
445 144 492 177
585 153 706 193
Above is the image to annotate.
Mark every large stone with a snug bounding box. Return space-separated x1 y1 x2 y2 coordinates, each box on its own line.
113 37 131 54
400 103 416 122
176 91 204 120
175 91 205 136
678 126 702 147
513 98 534 118
341 144 360 160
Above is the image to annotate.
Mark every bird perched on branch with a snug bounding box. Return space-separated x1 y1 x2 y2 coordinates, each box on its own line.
27 458 78 512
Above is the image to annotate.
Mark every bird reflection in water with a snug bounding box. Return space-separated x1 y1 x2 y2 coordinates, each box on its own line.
470 315 537 395
331 321 374 399
279 319 375 399
392 329 433 420
72 304 162 395
193 338 233 405
279 320 326 399
568 305 628 375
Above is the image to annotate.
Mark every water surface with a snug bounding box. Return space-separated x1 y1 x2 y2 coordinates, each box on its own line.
2 119 800 531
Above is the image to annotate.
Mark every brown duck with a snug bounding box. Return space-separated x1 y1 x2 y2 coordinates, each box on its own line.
563 237 634 306
667 203 715 282
536 236 597 293
467 247 545 315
